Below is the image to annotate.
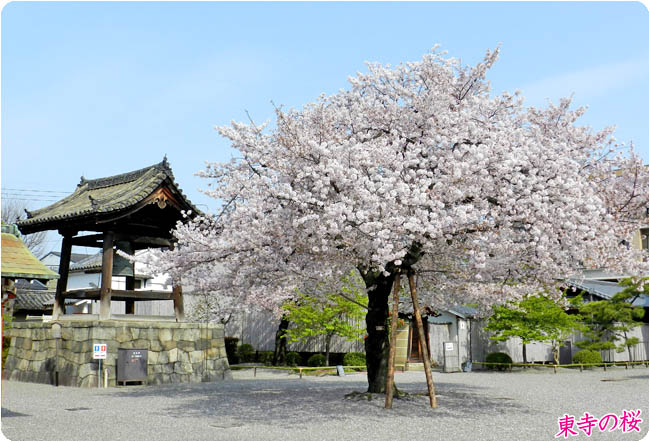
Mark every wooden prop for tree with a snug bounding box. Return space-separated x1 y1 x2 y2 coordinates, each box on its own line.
408 272 437 408
384 272 401 409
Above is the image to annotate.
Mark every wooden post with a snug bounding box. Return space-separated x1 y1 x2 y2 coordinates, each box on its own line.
168 242 185 322
125 277 135 315
53 234 73 319
173 284 185 322
99 231 114 320
122 241 135 315
385 273 401 409
408 272 437 408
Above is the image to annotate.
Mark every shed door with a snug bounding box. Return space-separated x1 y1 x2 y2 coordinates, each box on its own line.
408 320 431 362
427 323 451 366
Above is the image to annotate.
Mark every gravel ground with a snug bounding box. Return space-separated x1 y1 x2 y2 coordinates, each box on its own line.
1 366 648 441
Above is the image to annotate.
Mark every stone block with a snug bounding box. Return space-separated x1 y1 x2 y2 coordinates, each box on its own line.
159 329 172 342
92 327 116 341
60 328 73 340
168 348 178 363
172 329 183 342
162 340 176 351
32 350 48 361
178 351 190 363
157 351 169 364
72 328 90 341
149 340 163 352
169 373 181 384
182 328 200 341
206 348 219 359
189 350 204 364
148 351 159 364
115 327 132 343
178 340 195 352
133 339 149 349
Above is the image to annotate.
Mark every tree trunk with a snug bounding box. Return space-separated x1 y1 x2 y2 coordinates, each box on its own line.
361 270 394 393
325 333 333 366
522 342 527 365
272 316 290 366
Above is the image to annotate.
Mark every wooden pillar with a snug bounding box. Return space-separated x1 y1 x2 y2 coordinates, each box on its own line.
168 242 184 322
99 231 114 320
53 234 73 320
122 241 135 315
408 272 437 408
125 277 135 314
385 272 401 409
173 284 185 322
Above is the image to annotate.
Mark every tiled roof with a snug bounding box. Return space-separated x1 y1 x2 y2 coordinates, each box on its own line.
69 251 134 276
17 157 200 233
15 279 48 291
14 291 56 310
1 233 60 281
44 251 94 263
568 279 649 308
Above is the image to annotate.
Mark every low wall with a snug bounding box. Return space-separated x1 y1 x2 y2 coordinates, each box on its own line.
2 320 232 387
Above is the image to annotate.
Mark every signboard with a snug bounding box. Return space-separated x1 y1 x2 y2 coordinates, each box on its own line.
444 342 454 352
93 343 107 360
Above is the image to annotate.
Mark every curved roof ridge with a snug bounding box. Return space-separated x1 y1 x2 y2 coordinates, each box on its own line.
84 158 172 190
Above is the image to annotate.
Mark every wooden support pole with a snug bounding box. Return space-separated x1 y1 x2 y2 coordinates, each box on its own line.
125 276 135 315
385 272 401 409
53 234 73 319
408 272 437 408
173 284 185 322
99 231 114 320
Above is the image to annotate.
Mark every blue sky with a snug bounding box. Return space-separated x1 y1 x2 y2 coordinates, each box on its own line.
1 1 648 253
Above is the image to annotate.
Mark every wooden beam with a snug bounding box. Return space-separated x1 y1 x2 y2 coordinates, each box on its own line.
53 235 73 319
70 234 104 248
99 231 114 320
64 289 174 301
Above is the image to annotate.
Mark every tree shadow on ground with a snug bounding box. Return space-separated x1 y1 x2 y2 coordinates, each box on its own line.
1 407 31 418
105 376 534 426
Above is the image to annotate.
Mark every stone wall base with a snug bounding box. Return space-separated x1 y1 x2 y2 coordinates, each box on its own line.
2 320 232 387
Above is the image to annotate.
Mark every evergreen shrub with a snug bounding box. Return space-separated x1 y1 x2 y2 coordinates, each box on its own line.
237 344 255 363
572 350 602 365
307 353 326 367
485 352 513 371
257 351 274 365
343 352 366 367
286 352 301 366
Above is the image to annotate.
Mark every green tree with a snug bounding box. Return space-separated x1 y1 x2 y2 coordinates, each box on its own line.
485 294 583 364
576 277 647 361
283 272 367 366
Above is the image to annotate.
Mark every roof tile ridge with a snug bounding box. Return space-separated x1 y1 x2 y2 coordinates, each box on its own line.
84 159 171 190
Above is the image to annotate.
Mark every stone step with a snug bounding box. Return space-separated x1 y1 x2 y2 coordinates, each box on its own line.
406 362 425 371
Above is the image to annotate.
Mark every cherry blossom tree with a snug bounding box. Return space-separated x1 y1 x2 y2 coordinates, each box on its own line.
151 46 648 394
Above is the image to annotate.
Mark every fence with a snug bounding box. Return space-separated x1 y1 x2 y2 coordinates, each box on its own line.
473 360 649 373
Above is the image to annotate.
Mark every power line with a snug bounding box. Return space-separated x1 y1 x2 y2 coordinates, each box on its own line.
2 187 71 194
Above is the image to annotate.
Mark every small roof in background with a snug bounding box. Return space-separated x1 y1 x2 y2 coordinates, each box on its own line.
568 279 649 308
1 231 60 282
69 251 135 277
14 291 57 311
